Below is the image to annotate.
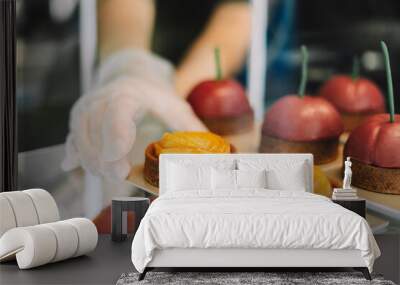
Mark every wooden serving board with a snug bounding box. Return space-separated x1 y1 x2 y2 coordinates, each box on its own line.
126 162 389 231
367 213 390 234
125 126 394 230
127 164 159 196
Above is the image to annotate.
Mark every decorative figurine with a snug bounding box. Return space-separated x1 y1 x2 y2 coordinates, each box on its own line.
343 157 352 190
333 156 357 200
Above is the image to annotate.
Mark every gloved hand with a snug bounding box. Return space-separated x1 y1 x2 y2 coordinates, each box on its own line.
62 49 207 181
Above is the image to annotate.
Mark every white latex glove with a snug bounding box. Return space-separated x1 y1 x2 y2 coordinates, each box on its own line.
62 49 207 181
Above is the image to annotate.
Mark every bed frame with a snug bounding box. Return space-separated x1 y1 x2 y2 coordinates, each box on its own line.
139 249 370 280
139 154 371 281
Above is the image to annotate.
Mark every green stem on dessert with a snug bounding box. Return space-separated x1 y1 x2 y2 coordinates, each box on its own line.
298 45 309 98
352 56 360 81
380 41 395 123
214 47 222 80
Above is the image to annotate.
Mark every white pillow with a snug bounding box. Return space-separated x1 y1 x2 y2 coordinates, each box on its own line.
267 166 306 191
167 162 211 191
237 159 307 191
211 168 237 190
236 169 267 189
166 158 236 170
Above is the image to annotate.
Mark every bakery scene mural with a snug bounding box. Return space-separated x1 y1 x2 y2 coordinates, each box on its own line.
1 0 400 284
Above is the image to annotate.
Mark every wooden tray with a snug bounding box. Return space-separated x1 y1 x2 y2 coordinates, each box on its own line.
126 163 389 231
127 164 159 196
126 126 395 229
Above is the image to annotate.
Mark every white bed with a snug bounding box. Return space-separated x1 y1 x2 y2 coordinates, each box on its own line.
131 154 380 280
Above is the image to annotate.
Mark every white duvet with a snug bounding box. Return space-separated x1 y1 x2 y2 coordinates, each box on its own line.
131 190 380 273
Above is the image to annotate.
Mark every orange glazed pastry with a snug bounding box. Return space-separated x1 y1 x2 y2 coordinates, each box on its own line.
144 131 234 187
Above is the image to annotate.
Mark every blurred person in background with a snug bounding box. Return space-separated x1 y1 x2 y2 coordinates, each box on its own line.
62 0 251 182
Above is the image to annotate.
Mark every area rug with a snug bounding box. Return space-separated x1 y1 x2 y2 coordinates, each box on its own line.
116 271 395 285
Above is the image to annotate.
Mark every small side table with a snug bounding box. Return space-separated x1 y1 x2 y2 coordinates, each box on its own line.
332 198 366 218
111 197 150 242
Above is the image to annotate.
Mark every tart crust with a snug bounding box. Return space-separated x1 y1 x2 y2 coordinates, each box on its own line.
341 112 379 132
343 158 400 194
201 110 254 136
144 143 236 187
259 134 339 165
144 143 160 187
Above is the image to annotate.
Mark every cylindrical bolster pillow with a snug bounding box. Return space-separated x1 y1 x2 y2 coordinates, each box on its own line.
0 226 57 268
0 218 98 269
0 189 60 238
42 221 79 262
0 192 39 227
0 196 17 237
64 218 98 257
23 189 59 224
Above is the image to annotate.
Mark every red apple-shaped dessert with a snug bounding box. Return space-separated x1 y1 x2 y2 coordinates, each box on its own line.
187 48 254 135
260 46 344 164
344 42 400 194
319 58 385 131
